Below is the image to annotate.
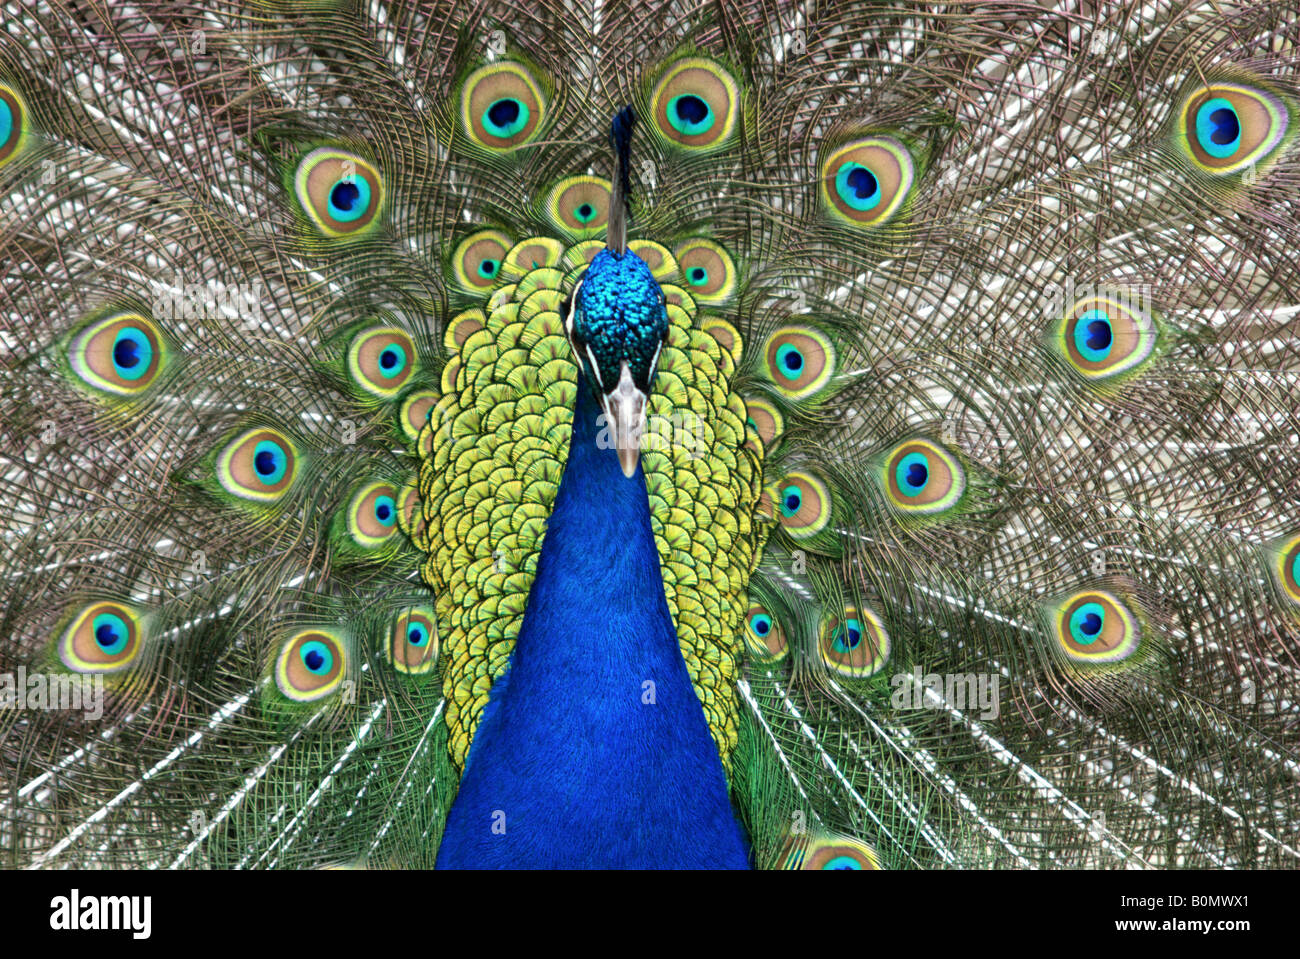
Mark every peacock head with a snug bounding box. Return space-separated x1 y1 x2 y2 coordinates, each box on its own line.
565 248 670 478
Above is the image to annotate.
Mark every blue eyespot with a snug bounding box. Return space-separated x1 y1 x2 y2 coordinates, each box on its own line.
687 266 709 287
780 484 802 517
300 640 333 675
0 99 12 148
374 494 396 527
483 98 529 138
377 345 407 378
1069 602 1106 645
252 440 288 485
1196 98 1241 159
1073 309 1114 362
823 855 864 870
894 452 930 497
832 619 863 653
835 162 882 212
111 327 153 381
668 94 714 136
749 613 772 637
406 623 430 647
328 176 372 223
574 202 596 223
478 258 500 279
775 343 805 380
92 613 129 655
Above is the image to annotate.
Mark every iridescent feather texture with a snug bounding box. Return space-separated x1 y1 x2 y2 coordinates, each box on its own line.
1 0 1298 869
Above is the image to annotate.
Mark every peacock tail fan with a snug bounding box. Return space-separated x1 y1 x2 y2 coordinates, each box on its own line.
2 0 1298 869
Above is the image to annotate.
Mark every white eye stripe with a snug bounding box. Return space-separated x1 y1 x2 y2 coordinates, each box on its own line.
565 280 582 338
585 344 605 389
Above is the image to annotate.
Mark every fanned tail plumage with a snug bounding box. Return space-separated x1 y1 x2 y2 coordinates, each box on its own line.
2 0 1298 868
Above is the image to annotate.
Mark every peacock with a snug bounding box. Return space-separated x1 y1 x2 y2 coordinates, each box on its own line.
1 0 1298 870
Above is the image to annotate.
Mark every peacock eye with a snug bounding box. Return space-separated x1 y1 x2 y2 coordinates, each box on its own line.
1178 82 1292 175
59 602 143 673
293 148 384 238
798 834 882 870
1275 534 1300 606
398 389 439 443
67 313 167 397
820 136 915 227
742 397 783 447
388 608 438 674
1057 295 1157 382
768 471 831 539
276 630 346 701
347 482 400 549
1053 591 1140 664
217 428 298 502
762 326 835 399
545 176 611 236
0 83 27 168
883 440 965 515
742 604 788 661
672 239 736 303
649 58 739 150
461 62 546 150
453 230 512 291
346 326 417 397
831 619 863 652
819 606 889 678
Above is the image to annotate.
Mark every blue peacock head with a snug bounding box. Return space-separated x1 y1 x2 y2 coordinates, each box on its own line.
564 106 670 478
566 248 669 477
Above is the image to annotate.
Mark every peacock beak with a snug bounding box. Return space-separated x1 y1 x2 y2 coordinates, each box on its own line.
602 362 647 478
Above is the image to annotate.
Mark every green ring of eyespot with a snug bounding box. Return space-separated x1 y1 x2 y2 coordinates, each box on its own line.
832 618 863 653
406 622 430 647
894 452 930 497
91 613 130 655
835 162 882 211
779 484 802 517
774 343 805 381
373 494 397 528
748 612 772 637
327 175 372 223
252 440 289 486
1195 97 1241 159
483 98 530 138
1068 602 1106 645
666 93 715 136
685 266 709 287
0 98 12 148
110 327 154 381
1073 309 1113 362
300 640 334 676
377 344 408 379
823 855 864 870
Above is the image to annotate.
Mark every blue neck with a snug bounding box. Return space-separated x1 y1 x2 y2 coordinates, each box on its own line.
436 378 749 868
